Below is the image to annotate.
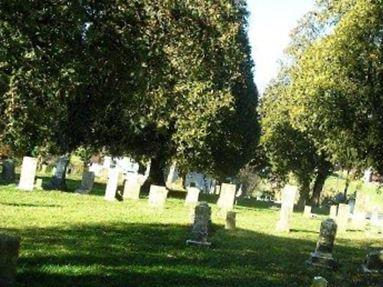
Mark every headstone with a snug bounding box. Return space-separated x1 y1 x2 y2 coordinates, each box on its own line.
225 211 236 230
18 156 37 191
123 177 142 200
0 233 20 287
215 184 221 195
306 218 337 269
304 205 312 218
185 187 200 206
352 211 367 230
361 250 383 274
276 185 297 232
363 168 373 184
148 185 168 207
1 159 15 182
166 162 177 187
336 203 349 232
354 191 370 214
217 183 236 210
44 155 69 190
311 276 328 287
104 167 119 201
76 171 95 194
35 178 43 190
186 202 211 246
329 205 338 219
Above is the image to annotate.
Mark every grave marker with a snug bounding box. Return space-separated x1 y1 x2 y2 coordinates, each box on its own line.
148 185 168 207
18 157 37 191
276 185 297 232
217 183 236 210
104 167 119 201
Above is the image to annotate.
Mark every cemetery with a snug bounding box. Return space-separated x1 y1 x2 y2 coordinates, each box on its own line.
1 1 383 286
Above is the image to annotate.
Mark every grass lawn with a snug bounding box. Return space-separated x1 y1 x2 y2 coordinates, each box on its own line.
0 177 382 287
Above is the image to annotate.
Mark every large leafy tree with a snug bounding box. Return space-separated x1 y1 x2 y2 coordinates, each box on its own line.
0 1 259 185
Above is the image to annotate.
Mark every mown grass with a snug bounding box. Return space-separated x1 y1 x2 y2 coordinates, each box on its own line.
0 177 382 287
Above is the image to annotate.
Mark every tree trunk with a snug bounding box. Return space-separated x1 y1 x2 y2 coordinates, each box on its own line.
297 179 311 210
140 153 167 194
343 169 350 200
311 159 332 207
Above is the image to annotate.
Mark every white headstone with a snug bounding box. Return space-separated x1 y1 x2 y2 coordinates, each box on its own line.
18 157 37 191
104 167 119 201
148 185 168 207
276 185 297 232
185 187 200 206
217 183 236 210
123 177 142 200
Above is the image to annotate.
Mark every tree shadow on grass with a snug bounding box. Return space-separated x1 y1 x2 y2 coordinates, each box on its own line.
3 223 381 287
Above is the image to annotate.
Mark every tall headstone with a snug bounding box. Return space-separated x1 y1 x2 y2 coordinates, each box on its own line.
361 250 383 274
363 168 373 184
1 159 15 182
304 205 312 218
353 191 369 229
166 162 177 188
44 155 69 190
18 156 37 191
104 167 119 201
307 218 337 269
217 183 236 210
148 185 168 208
75 171 95 194
336 203 349 232
0 233 20 287
123 177 142 200
185 187 200 206
225 211 236 230
329 205 338 219
276 185 297 232
186 202 211 246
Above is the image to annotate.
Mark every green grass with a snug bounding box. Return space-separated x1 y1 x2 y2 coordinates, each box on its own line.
0 178 382 287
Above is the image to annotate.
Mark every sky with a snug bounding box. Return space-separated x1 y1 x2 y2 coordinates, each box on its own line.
246 0 315 94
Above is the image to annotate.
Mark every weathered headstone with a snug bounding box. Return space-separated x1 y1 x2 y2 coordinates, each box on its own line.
148 185 168 207
304 205 312 218
123 177 142 200
215 184 221 195
18 156 37 191
76 171 95 194
311 276 328 287
185 187 200 206
104 167 119 201
0 233 20 287
1 159 15 182
276 185 297 232
361 250 383 274
354 191 370 214
35 178 43 190
44 155 69 190
225 211 236 230
186 202 211 246
337 203 349 232
307 218 337 269
217 183 236 210
329 205 338 219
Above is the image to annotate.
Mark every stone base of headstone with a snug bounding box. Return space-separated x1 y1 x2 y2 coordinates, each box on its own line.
75 171 95 194
123 180 141 200
360 250 383 274
148 185 168 208
306 252 337 269
1 159 15 182
0 233 20 287
225 211 236 230
186 239 212 246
